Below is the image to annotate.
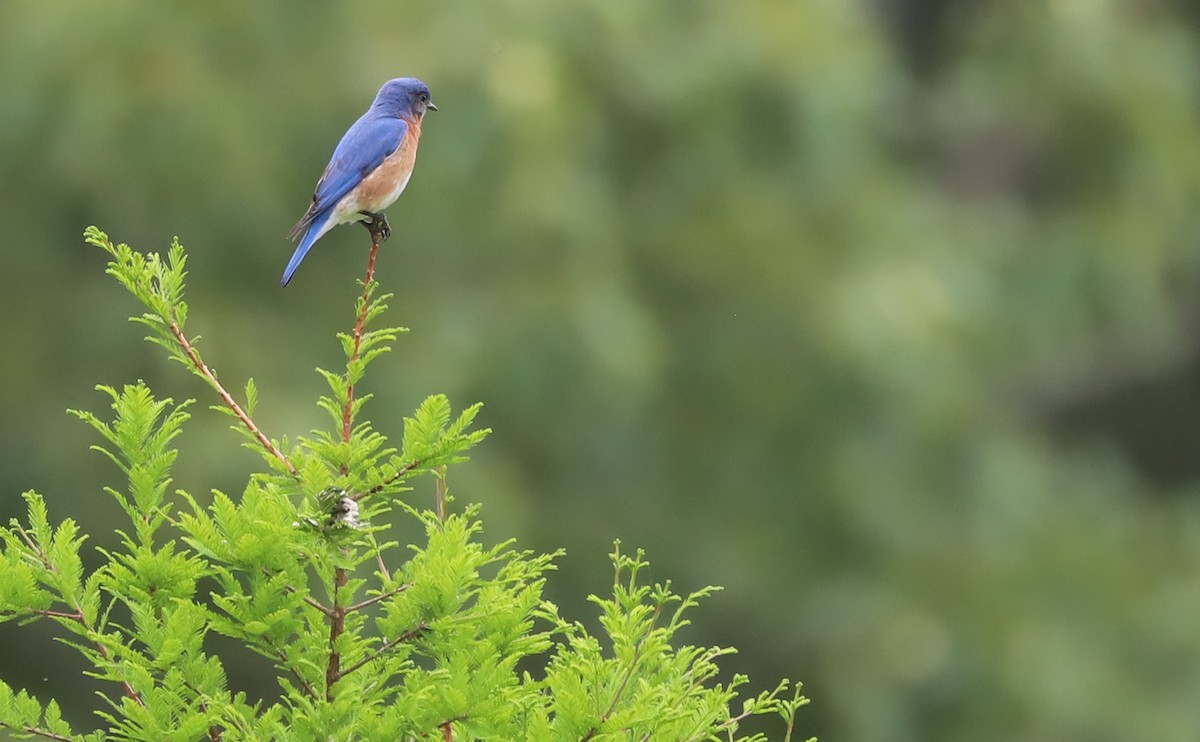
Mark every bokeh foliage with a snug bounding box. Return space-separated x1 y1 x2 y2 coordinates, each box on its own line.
2 1 1200 740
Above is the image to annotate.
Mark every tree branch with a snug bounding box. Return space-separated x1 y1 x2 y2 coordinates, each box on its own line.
275 649 317 700
0 722 77 742
344 583 410 614
182 681 223 742
369 533 392 582
325 566 348 702
579 603 664 742
302 594 333 617
92 635 144 707
356 459 421 501
342 224 385 447
434 466 447 522
14 526 145 707
27 608 84 621
166 321 295 476
326 223 386 701
333 622 429 682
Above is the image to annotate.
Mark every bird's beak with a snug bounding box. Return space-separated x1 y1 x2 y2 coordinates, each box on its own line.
427 100 438 112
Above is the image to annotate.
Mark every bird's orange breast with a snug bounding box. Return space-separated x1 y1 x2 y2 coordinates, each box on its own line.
354 119 421 212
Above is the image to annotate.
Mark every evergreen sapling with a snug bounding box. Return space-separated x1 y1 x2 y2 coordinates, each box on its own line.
0 227 811 741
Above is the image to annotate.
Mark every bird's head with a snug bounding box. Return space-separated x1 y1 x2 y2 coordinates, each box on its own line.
373 77 438 119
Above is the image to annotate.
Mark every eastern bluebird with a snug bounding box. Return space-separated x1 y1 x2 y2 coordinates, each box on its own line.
282 77 437 286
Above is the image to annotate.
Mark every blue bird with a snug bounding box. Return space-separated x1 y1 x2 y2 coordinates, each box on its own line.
283 77 437 286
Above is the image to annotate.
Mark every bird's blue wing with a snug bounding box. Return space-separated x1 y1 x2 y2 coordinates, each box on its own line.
292 114 410 235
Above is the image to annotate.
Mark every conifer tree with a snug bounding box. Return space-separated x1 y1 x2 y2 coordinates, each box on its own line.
0 227 810 741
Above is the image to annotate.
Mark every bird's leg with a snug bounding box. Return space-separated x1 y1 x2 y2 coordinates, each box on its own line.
359 211 391 243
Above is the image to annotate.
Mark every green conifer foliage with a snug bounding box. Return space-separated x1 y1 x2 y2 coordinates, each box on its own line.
0 228 808 741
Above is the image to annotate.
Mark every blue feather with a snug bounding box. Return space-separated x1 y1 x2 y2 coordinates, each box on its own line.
281 209 334 286
311 117 409 219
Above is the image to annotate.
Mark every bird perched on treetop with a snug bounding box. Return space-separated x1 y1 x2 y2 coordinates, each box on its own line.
282 77 437 286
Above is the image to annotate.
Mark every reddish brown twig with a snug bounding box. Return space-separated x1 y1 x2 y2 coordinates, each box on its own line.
325 566 348 702
355 459 422 501
326 222 387 702
341 226 384 446
275 648 318 700
434 466 447 522
3 724 75 742
167 321 295 476
182 681 223 741
345 583 410 613
332 622 429 681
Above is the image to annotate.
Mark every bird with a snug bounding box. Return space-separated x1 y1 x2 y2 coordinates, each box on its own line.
282 77 437 286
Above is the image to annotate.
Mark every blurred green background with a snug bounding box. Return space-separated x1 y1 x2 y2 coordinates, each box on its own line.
3 1 1200 739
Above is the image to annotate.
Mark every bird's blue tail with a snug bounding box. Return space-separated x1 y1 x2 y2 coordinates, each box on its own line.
281 210 333 286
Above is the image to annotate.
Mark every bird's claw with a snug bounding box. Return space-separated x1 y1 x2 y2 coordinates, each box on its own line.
360 212 391 243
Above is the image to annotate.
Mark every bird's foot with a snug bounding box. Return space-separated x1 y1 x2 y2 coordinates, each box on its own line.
359 211 391 243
